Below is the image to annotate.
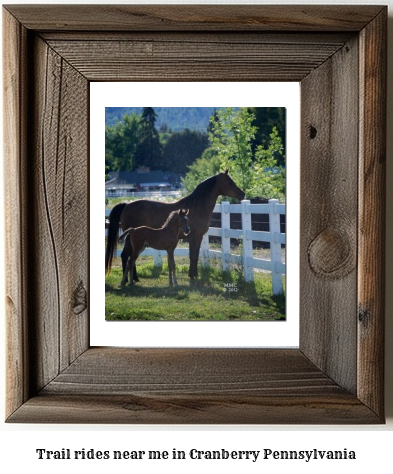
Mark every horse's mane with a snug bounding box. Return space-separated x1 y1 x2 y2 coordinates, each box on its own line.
181 174 218 207
162 209 180 228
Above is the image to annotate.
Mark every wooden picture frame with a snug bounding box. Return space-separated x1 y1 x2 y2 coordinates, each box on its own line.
3 5 386 424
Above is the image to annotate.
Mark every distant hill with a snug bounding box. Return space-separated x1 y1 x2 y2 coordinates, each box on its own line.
105 107 219 131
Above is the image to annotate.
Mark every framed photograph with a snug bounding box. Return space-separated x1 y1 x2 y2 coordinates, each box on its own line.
93 82 300 347
4 5 386 424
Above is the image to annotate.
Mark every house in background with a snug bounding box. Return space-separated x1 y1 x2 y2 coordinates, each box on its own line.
105 167 183 198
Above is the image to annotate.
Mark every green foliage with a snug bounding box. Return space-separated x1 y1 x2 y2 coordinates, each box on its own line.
209 107 256 193
134 108 162 169
105 107 286 202
207 108 286 201
181 148 221 194
141 107 157 129
162 128 209 174
247 107 286 165
252 127 286 201
105 108 210 175
105 113 140 171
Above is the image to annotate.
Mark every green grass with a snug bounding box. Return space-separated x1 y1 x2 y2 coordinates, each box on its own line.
105 257 285 321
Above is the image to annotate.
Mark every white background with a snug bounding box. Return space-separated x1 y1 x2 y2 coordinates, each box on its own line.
91 81 300 347
1 0 392 472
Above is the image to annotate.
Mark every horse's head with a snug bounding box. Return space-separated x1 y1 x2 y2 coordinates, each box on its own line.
178 209 190 236
217 169 245 201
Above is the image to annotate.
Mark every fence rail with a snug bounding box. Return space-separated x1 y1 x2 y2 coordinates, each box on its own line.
105 199 285 294
106 190 181 199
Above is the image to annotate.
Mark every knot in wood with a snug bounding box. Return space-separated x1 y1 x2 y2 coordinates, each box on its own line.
358 306 370 326
308 228 355 279
309 125 317 139
73 281 87 315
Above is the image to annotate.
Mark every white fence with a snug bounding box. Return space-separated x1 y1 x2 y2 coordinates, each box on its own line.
106 190 181 199
105 199 285 294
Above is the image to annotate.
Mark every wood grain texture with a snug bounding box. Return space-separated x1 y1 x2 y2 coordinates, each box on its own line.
3 5 386 424
41 31 353 44
46 36 349 82
7 348 379 424
3 9 30 417
29 36 90 389
358 9 387 417
300 36 359 394
3 5 384 32
9 392 378 425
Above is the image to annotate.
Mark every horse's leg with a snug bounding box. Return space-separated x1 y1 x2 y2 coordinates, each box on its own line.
127 238 145 286
120 248 128 283
128 254 139 285
122 254 137 286
121 240 138 287
188 233 203 279
122 239 139 282
131 246 139 282
172 253 178 286
168 249 177 286
167 250 173 285
121 257 131 286
132 262 139 282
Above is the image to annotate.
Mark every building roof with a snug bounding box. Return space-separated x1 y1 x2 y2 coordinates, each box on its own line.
106 169 182 186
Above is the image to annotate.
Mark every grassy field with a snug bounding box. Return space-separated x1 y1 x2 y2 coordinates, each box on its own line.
105 256 285 321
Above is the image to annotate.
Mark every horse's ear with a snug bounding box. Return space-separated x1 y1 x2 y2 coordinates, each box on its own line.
225 169 229 175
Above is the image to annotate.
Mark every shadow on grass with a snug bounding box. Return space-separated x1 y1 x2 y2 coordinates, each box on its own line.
105 263 286 320
106 279 226 300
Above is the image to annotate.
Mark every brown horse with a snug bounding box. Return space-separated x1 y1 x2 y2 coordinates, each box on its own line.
119 209 190 286
105 170 245 282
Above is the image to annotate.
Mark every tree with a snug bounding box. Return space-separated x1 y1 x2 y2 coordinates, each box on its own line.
181 148 221 193
105 165 111 182
135 107 162 169
161 128 209 174
252 127 286 201
141 107 158 130
208 108 285 201
209 107 256 193
159 122 169 133
247 107 286 165
105 113 140 172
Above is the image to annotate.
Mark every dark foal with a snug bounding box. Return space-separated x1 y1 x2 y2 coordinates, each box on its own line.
119 209 190 286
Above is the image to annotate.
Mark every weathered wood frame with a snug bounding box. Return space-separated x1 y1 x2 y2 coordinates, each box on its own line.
3 5 386 424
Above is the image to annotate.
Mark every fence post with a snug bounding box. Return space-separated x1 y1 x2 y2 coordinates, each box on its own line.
269 199 283 295
241 200 253 282
153 250 162 267
221 201 231 272
200 233 209 268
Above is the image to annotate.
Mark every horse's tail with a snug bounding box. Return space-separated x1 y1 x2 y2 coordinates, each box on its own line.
118 227 134 245
105 202 127 275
